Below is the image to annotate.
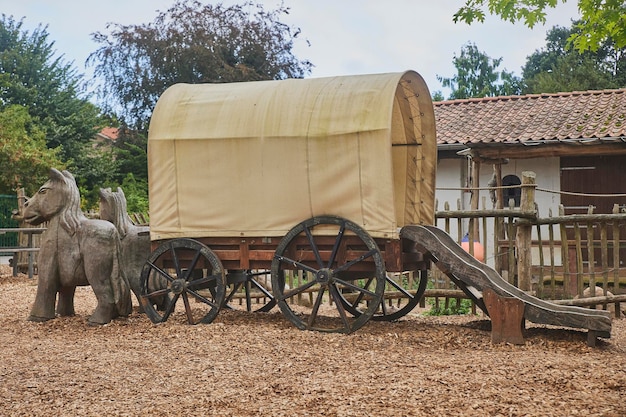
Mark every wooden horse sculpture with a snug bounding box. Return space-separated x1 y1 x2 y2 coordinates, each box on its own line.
99 187 151 309
23 168 132 324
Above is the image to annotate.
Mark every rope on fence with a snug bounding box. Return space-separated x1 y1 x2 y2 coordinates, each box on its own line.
536 187 626 198
436 184 626 198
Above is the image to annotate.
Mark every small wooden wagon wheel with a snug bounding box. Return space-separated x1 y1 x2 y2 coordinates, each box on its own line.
271 215 386 333
337 269 428 321
140 238 226 325
223 270 276 313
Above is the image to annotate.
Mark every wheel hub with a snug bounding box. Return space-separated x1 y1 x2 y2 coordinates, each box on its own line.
316 268 333 284
170 279 186 295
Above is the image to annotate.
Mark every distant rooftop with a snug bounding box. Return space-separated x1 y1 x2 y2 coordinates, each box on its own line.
434 89 626 146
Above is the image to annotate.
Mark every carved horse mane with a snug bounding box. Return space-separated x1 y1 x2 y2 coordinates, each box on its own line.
50 169 84 235
99 187 133 239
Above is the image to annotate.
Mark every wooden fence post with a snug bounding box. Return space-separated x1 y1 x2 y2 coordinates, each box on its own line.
516 171 536 292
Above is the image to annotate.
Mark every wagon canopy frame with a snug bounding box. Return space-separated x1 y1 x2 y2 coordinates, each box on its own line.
147 70 437 241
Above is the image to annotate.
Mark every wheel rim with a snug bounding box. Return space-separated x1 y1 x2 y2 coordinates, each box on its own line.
140 238 226 325
338 269 428 321
223 270 277 313
271 216 386 333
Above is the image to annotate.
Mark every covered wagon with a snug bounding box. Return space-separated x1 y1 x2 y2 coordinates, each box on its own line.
142 70 438 332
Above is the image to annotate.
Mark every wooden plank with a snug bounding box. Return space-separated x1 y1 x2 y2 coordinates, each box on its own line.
516 172 535 291
483 288 525 345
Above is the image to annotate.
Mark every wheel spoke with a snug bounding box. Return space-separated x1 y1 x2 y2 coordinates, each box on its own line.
277 279 317 302
327 221 346 268
186 288 221 310
186 273 220 290
224 282 243 306
307 288 326 328
334 277 379 299
170 242 182 279
142 287 170 299
146 261 176 283
304 225 324 268
249 278 274 298
385 275 415 298
245 280 252 311
329 284 350 331
161 293 180 322
340 276 374 306
274 255 318 275
334 248 378 274
183 247 203 281
182 292 194 324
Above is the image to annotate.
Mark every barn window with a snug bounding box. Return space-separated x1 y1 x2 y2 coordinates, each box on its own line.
502 175 521 207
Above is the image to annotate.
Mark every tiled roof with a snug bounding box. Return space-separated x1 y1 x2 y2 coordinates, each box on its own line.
97 127 119 141
434 89 626 146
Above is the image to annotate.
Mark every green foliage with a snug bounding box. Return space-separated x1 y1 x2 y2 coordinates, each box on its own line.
522 22 625 93
0 105 64 195
0 15 104 162
437 42 522 99
88 0 312 132
453 0 626 52
431 90 445 101
0 14 110 200
424 297 474 316
111 128 148 184
572 0 626 52
118 173 149 214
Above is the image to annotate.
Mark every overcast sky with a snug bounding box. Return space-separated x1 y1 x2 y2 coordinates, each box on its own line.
2 0 581 97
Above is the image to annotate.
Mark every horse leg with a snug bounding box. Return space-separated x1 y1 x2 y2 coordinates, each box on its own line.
56 286 76 316
28 271 59 322
87 278 117 325
84 258 119 325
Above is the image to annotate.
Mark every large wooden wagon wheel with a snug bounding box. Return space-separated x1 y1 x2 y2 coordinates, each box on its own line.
271 215 386 333
337 269 428 321
139 238 226 325
223 270 276 313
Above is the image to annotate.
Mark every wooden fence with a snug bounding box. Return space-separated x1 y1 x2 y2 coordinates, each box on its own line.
433 172 626 317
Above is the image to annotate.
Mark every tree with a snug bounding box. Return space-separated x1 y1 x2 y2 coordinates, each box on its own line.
0 14 107 200
0 15 104 164
522 23 626 93
0 105 64 195
437 43 522 99
88 0 312 132
453 0 626 52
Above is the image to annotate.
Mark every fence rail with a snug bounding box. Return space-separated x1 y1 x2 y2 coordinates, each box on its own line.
433 172 626 317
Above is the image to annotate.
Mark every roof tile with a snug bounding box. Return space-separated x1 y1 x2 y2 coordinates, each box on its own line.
434 89 626 145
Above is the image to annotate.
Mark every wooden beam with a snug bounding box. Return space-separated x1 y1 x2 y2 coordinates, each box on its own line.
466 143 626 160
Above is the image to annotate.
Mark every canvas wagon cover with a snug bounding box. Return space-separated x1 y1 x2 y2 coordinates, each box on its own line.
148 70 436 240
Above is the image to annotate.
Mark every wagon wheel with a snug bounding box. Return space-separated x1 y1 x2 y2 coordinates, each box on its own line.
223 270 276 313
337 269 428 321
271 215 386 333
140 238 226 325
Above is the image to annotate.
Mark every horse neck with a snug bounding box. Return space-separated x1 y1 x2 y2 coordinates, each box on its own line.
116 212 136 237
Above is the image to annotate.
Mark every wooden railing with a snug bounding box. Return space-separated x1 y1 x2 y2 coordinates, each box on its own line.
434 172 626 317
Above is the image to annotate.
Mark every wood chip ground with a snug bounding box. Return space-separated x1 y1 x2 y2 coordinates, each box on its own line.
1 266 624 417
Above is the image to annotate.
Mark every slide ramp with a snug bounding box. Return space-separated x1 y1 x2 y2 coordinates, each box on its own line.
401 225 611 340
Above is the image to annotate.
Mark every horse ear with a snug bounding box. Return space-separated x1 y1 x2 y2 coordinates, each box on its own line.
61 170 76 182
49 168 65 182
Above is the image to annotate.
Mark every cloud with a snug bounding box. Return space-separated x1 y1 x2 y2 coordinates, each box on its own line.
3 0 581 96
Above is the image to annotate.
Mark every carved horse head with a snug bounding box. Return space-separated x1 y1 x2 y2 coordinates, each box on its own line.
23 168 83 234
99 187 132 239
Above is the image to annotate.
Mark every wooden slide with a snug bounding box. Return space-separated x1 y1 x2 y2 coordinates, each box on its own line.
401 225 612 346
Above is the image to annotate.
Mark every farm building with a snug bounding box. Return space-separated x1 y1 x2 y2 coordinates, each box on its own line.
433 89 626 281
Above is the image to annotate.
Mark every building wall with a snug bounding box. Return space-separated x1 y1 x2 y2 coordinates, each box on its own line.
434 156 562 267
